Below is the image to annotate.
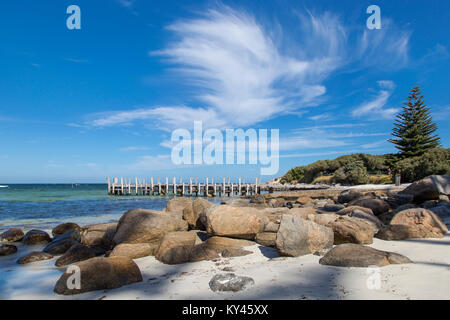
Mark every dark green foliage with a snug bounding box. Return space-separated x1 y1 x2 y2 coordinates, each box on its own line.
388 86 440 157
392 148 450 182
333 161 370 185
280 149 449 185
280 153 388 184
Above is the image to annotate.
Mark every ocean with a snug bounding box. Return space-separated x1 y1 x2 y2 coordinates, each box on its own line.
0 184 222 231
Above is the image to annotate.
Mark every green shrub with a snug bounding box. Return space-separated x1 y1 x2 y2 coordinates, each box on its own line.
333 161 370 185
281 153 387 184
280 149 449 185
393 148 450 182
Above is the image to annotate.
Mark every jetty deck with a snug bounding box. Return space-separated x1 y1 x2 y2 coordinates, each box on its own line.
106 177 329 197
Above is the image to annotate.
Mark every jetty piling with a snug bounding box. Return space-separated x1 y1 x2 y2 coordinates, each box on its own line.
106 177 330 197
107 176 265 197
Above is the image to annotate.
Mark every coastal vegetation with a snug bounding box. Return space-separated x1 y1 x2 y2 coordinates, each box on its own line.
280 148 450 185
280 86 448 185
388 86 441 158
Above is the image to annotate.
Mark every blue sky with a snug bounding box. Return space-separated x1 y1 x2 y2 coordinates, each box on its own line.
0 0 449 183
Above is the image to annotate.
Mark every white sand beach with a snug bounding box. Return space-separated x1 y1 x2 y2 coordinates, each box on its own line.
1 220 449 300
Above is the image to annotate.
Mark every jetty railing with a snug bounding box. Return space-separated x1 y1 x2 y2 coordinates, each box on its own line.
106 177 264 197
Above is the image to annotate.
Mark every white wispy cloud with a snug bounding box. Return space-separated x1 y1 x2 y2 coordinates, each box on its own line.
147 7 345 128
361 139 388 149
377 80 396 90
352 90 391 117
89 8 344 128
87 7 411 130
308 113 334 121
115 0 138 15
64 58 89 64
280 135 350 151
352 81 399 118
291 123 367 133
90 106 227 129
356 18 410 69
421 43 449 63
432 105 450 120
279 130 388 152
127 154 181 171
119 146 150 152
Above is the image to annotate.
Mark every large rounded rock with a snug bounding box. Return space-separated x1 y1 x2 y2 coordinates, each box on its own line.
399 175 450 203
194 198 213 229
263 221 280 233
204 236 255 251
255 232 277 247
328 216 374 244
55 244 96 267
17 252 53 264
209 273 254 292
275 215 333 257
0 228 24 242
80 222 117 250
113 209 188 245
319 243 412 267
310 213 339 226
221 248 252 258
0 244 17 256
321 204 345 212
109 243 157 259
189 244 220 262
23 230 51 245
53 229 81 243
54 256 143 295
389 208 448 238
386 193 414 209
155 231 197 264
337 205 373 216
295 196 314 205
377 211 396 225
431 202 450 218
52 223 81 238
166 198 198 229
250 196 266 204
394 203 418 213
166 198 193 213
337 189 363 204
287 207 317 219
44 238 79 255
336 206 384 231
205 205 267 240
268 198 286 208
351 198 390 215
375 224 424 240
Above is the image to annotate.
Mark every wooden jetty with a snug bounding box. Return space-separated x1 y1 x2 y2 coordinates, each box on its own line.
106 177 330 197
107 177 264 197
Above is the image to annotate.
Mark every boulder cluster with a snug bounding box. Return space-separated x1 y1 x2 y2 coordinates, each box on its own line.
0 174 448 295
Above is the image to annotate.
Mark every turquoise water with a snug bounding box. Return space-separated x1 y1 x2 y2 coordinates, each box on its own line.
0 184 221 231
